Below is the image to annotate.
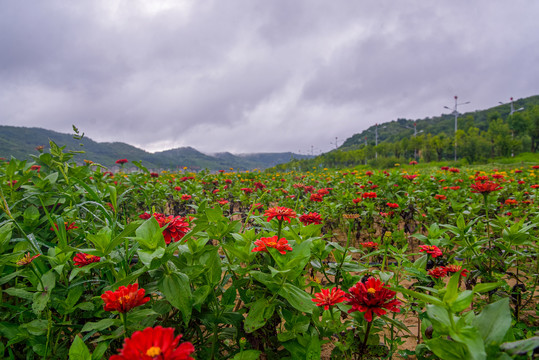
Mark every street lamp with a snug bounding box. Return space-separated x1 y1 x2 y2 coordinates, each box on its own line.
397 122 424 160
499 97 524 157
444 95 470 162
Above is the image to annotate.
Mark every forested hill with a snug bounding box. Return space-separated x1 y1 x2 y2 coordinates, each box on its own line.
270 94 539 171
0 126 310 171
340 95 539 150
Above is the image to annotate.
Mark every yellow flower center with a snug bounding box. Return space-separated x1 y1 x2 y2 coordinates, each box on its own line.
267 242 277 247
367 287 376 295
146 346 162 357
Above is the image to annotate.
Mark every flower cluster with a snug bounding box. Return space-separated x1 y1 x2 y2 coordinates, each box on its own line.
428 265 469 279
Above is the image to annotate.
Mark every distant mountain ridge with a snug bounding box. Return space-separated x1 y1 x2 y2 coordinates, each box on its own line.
0 125 311 170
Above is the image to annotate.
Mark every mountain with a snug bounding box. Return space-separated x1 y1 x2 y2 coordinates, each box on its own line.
0 126 310 171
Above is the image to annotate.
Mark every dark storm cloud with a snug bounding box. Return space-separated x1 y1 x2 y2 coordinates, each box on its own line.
1 1 538 154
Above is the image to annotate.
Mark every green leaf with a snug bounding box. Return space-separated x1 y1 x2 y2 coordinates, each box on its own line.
137 247 165 268
426 304 452 333
278 283 315 314
23 206 40 227
450 290 473 313
244 298 275 333
425 337 469 360
394 286 444 307
443 271 460 305
3 287 33 300
159 272 192 325
231 350 261 360
68 336 91 360
81 318 117 332
20 320 48 336
473 282 502 294
413 254 427 270
86 227 112 255
473 298 511 348
135 217 165 250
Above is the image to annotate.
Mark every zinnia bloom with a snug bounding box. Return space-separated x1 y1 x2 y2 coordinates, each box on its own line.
310 193 324 202
445 265 469 277
312 287 347 310
470 181 502 194
150 172 159 178
419 245 443 258
299 212 323 225
153 213 190 244
101 284 150 313
73 253 101 267
16 253 40 266
402 174 418 181
345 277 401 322
434 194 447 200
50 222 78 231
252 236 292 255
264 207 297 223
362 192 377 199
360 242 379 249
386 202 399 208
428 266 447 279
110 326 195 360
115 159 128 165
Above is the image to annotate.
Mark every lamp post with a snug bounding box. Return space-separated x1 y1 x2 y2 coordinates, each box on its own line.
444 95 470 162
397 122 424 160
499 97 524 157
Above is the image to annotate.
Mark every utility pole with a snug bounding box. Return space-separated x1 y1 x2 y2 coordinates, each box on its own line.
499 97 524 157
364 136 368 165
444 95 470 162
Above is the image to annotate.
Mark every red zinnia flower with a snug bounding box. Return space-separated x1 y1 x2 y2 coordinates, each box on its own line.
470 181 502 194
428 266 447 279
310 193 324 202
441 166 449 171
174 186 182 191
115 159 128 165
419 245 443 258
409 160 418 165
16 253 41 266
402 174 418 181
264 207 297 223
434 194 447 200
444 264 469 277
360 242 379 249
365 171 373 176
50 222 79 231
150 172 159 178
312 287 347 310
299 212 323 225
241 188 254 194
153 213 190 244
449 168 460 173
110 326 195 360
30 165 41 172
531 184 539 189
449 186 460 190
252 236 293 255
345 278 401 322
139 212 152 220
386 202 399 208
362 192 377 199
181 194 192 201
73 253 101 267
101 283 150 313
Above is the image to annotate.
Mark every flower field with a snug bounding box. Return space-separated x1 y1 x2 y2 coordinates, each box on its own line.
0 145 538 359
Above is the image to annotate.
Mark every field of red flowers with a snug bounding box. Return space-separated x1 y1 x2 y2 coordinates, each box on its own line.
0 144 538 359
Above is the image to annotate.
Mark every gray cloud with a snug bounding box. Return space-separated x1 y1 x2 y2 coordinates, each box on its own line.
1 0 539 154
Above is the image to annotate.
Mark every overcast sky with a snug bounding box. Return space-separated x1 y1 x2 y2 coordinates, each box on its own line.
1 1 538 155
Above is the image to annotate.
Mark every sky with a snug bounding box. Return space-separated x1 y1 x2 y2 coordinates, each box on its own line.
1 1 539 155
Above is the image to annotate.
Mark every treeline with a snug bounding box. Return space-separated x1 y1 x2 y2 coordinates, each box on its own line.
272 101 539 171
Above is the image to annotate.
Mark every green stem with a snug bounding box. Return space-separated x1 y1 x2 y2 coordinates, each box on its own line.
30 264 46 292
335 221 352 288
276 219 283 240
121 312 129 338
484 194 492 278
360 321 373 359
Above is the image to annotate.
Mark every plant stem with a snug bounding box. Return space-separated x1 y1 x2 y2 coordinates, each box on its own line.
360 321 373 359
484 194 492 278
121 312 128 339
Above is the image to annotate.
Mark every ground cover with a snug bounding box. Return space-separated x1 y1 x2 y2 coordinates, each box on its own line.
0 144 537 359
